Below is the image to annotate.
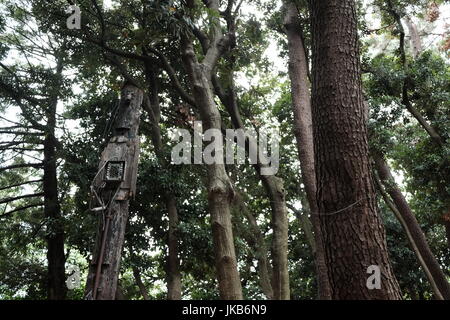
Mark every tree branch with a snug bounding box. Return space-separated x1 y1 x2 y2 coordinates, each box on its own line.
145 46 197 107
0 163 43 172
386 0 445 147
0 192 45 205
0 179 43 192
0 203 44 218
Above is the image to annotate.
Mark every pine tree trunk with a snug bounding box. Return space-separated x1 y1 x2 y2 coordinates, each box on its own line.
283 1 331 300
309 0 401 299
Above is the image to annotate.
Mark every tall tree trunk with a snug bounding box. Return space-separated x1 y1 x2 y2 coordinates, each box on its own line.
214 78 290 299
181 35 243 300
166 194 182 300
373 153 450 300
309 0 401 299
85 83 143 300
210 45 290 298
263 177 290 300
283 1 331 300
44 133 66 300
143 64 182 300
234 192 274 299
226 97 290 299
45 60 66 300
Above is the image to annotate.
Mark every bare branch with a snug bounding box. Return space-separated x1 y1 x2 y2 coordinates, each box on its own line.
0 179 43 192
0 203 44 219
0 131 44 136
0 192 45 205
0 163 43 172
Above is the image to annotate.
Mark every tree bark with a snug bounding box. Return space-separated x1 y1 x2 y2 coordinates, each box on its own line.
373 153 450 300
283 1 331 300
143 64 182 300
85 83 143 300
166 194 182 300
115 282 126 300
44 133 66 300
213 77 290 300
287 203 316 254
234 192 273 300
309 0 401 299
181 34 243 299
132 266 150 300
44 60 66 300
404 16 422 58
264 178 290 300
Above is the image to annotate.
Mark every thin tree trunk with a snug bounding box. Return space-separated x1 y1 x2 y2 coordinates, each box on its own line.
309 0 401 299
373 153 450 300
211 53 289 300
132 266 150 300
115 282 126 300
44 133 66 300
85 83 143 300
234 192 273 300
287 203 316 253
374 174 443 300
143 64 182 300
217 86 290 299
263 177 290 300
45 59 66 300
166 194 182 300
181 34 243 299
283 1 331 300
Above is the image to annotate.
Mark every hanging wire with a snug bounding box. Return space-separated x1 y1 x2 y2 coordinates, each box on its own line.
102 98 120 143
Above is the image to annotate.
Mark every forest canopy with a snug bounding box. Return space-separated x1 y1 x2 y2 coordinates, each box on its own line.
0 0 449 301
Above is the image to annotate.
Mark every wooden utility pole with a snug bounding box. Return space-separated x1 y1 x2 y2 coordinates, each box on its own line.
85 83 143 300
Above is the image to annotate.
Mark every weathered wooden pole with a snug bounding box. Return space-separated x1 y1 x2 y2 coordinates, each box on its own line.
85 83 143 300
